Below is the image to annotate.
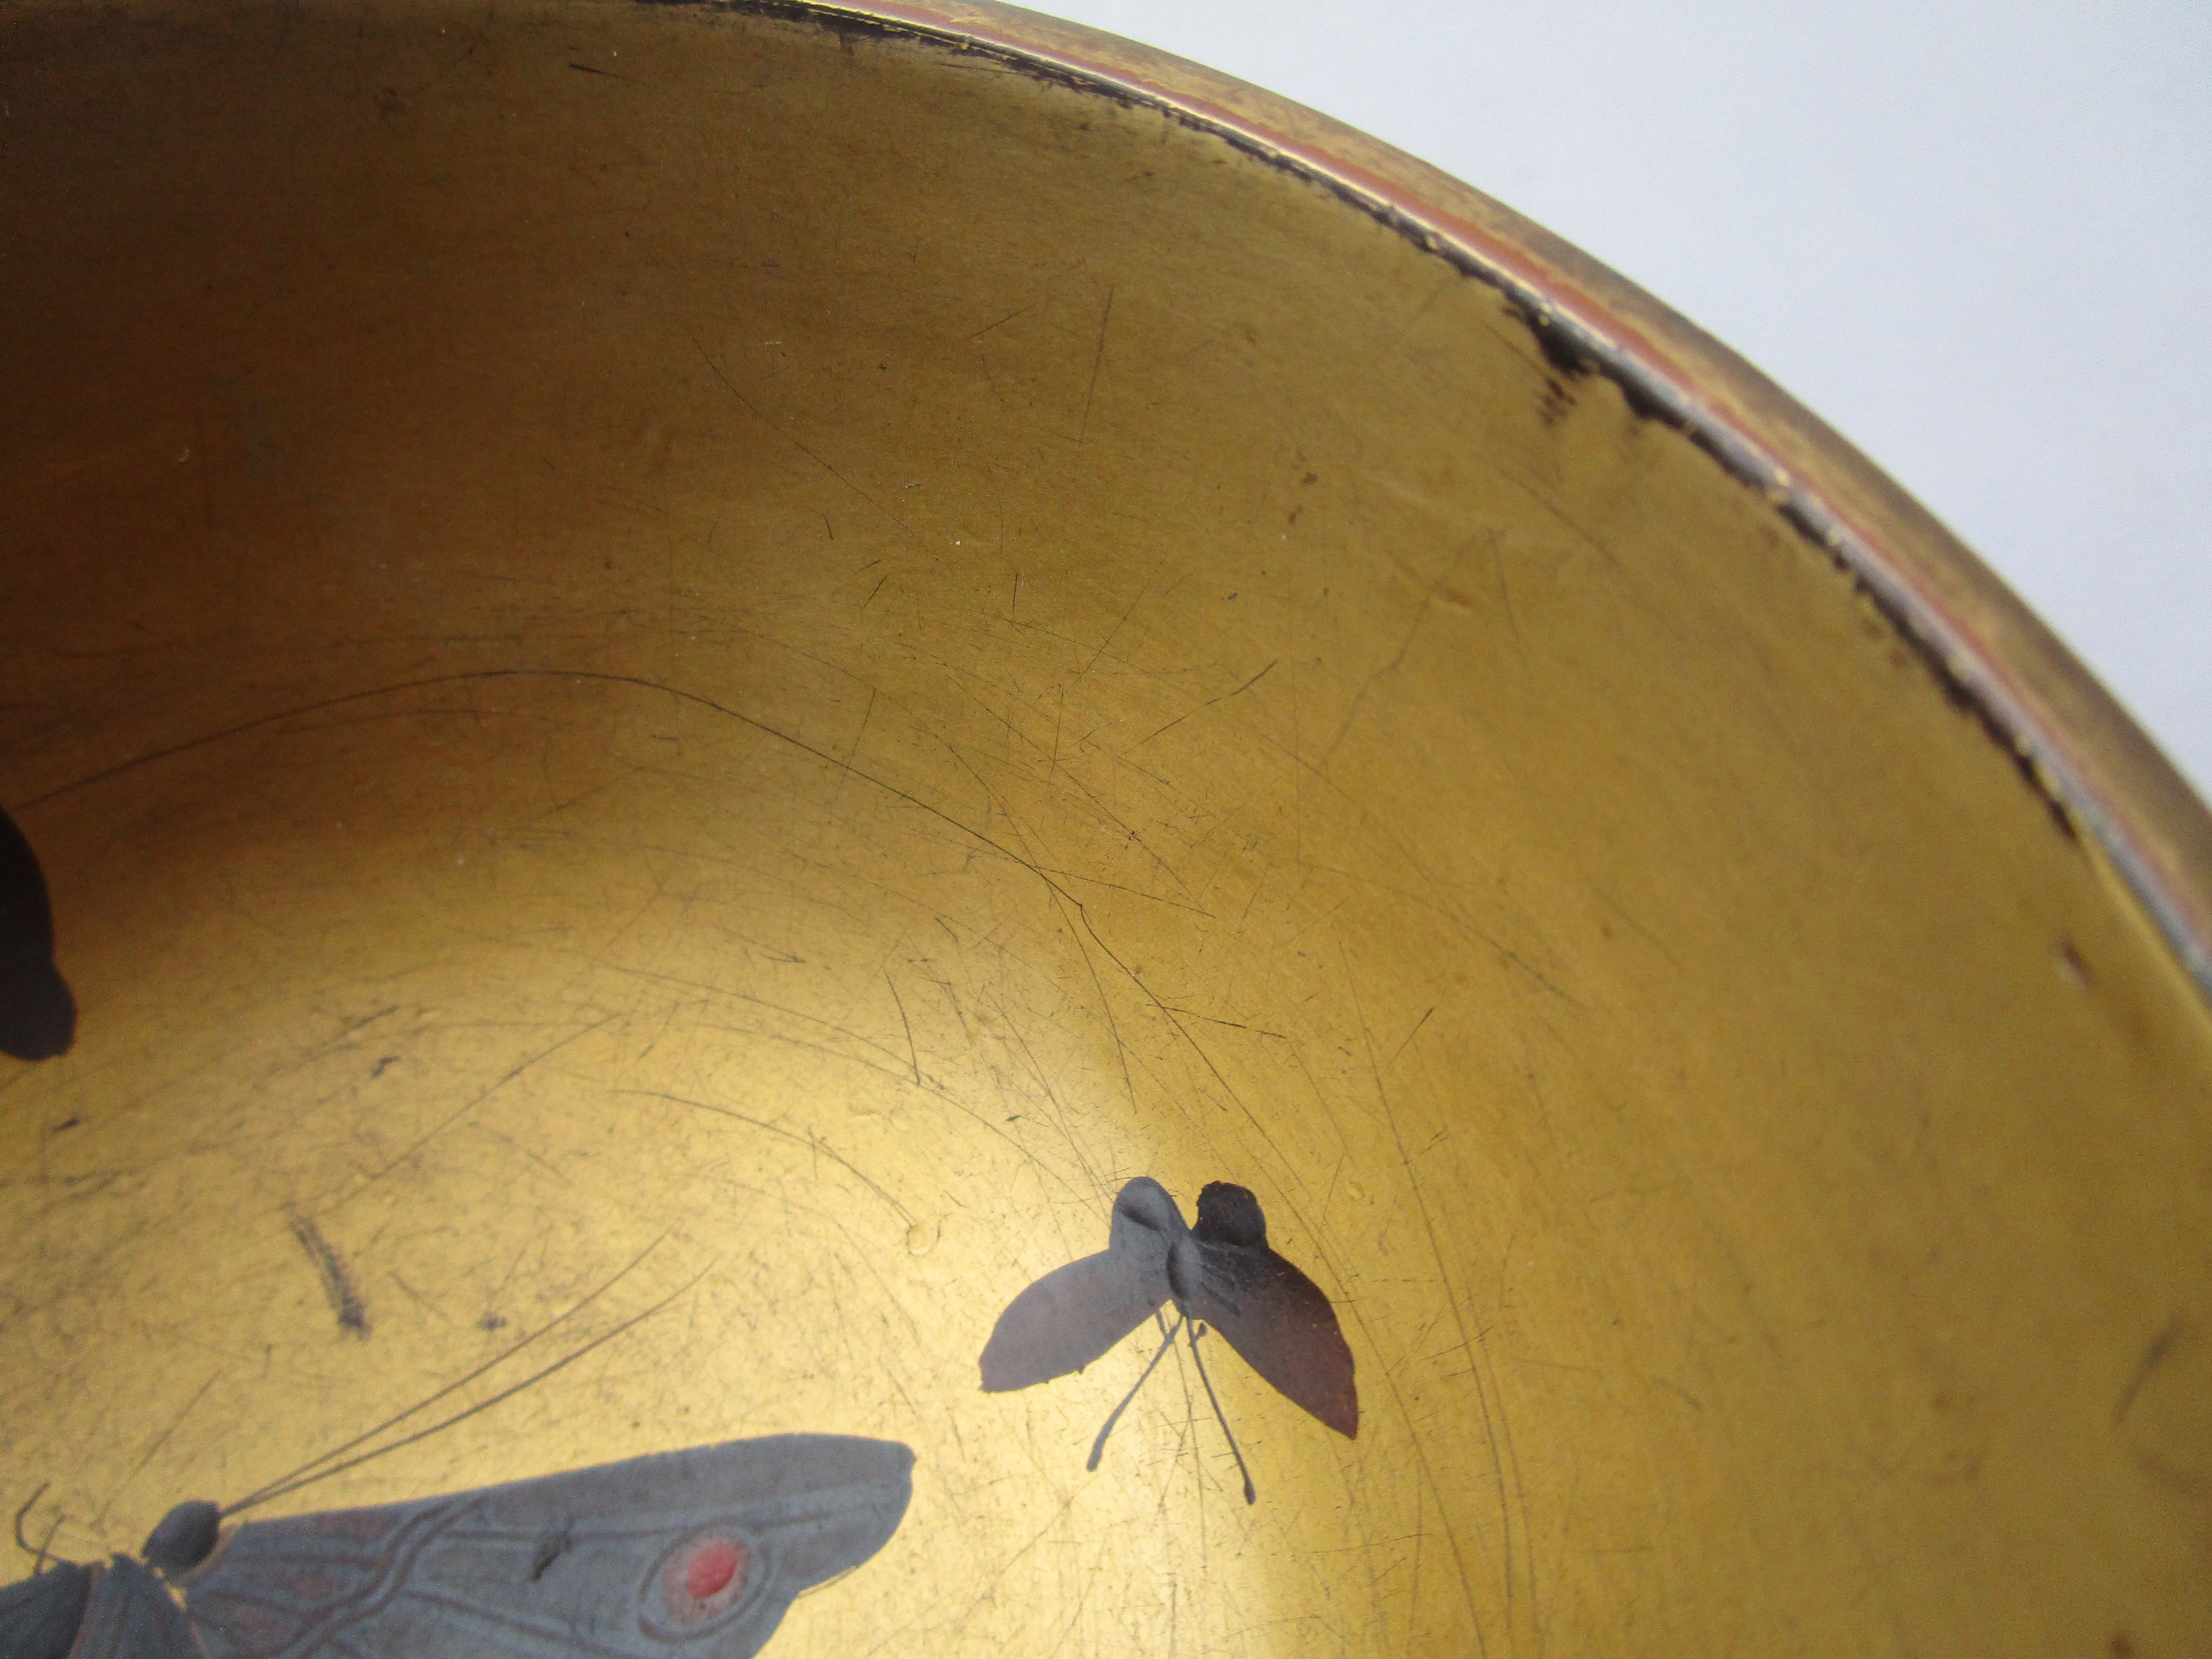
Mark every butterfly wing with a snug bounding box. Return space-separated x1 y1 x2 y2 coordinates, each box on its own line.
978 1249 1167 1392
0 804 74 1061
56 1558 199 1659
978 1178 1181 1392
1187 1240 1358 1438
0 1560 94 1659
181 1434 913 1659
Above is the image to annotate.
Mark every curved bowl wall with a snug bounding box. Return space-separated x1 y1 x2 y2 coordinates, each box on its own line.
3 3 2208 1654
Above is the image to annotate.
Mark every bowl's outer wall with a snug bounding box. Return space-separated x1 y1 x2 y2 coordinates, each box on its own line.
1 3 2207 1656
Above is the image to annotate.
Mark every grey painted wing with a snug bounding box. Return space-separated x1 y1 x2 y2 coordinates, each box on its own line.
978 1249 1167 1391
978 1178 1182 1392
1188 1242 1358 1438
0 1560 93 1659
181 1434 913 1659
64 1559 199 1659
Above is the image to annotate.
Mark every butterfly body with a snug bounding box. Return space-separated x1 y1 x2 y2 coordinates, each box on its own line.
980 1178 1357 1441
4 1434 912 1659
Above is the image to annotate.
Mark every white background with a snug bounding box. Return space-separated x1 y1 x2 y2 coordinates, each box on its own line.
1031 1 2212 800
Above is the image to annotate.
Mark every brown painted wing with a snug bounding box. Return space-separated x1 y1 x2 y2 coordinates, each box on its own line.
1184 1183 1358 1438
978 1178 1183 1391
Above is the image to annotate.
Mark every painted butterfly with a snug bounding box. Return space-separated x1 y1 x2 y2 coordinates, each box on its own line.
0 1433 913 1659
979 1177 1356 1499
0 803 74 1062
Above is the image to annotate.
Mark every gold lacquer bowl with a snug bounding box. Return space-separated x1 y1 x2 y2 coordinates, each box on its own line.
3 3 2209 1654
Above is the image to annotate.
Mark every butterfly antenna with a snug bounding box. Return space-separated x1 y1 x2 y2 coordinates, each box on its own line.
32 1511 63 1575
1186 1322 1256 1504
12 1484 50 1572
219 1231 672 1515
1087 1314 1184 1474
224 1240 697 1518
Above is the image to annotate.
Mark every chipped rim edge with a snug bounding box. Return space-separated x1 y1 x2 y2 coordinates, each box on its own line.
706 0 2212 1004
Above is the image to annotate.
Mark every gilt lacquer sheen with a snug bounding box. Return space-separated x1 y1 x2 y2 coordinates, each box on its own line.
3 1 2209 1654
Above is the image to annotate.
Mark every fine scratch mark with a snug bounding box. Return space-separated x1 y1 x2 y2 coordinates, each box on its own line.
1043 1570 1097 1656
1159 1007 1287 1039
1405 1454 1426 1659
970 295 1042 340
1385 1006 1435 1074
10 662 1223 1196
986 988 1105 1197
1384 271 1451 354
628 1089 914 1226
2115 1316 2183 1425
1343 947 1498 1655
1077 283 1115 445
92 1369 222 1528
1320 553 1459 772
686 329 918 541
330 1015 616 1210
1135 659 1276 747
1053 890 1141 1119
858 1491 1082 1659
1489 532 1531 677
289 1214 371 1337
885 967 920 1086
566 61 629 79
829 686 877 821
1079 556 1161 683
226 1237 701 1517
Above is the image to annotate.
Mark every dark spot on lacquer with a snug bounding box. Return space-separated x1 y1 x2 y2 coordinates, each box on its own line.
288 1215 370 1338
529 1527 572 1581
1512 295 1597 382
2115 1316 2182 1426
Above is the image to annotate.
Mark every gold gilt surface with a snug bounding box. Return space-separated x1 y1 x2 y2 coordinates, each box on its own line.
2 2 2209 1654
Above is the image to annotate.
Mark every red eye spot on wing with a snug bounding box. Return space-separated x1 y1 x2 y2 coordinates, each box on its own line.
649 1533 752 1631
686 1540 740 1601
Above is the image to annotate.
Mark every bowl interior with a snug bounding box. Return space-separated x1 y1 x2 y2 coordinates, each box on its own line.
3 3 2209 1654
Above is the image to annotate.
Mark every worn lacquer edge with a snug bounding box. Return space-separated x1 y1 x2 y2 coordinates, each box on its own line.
664 0 2212 1007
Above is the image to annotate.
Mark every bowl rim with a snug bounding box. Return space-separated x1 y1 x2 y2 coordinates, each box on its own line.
683 0 2212 1003
52 0 2184 1002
